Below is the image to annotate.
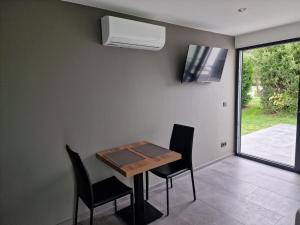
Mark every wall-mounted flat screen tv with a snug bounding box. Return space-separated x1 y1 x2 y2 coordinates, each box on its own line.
182 44 228 83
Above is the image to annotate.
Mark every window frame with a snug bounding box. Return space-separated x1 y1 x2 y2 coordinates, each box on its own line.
234 37 300 173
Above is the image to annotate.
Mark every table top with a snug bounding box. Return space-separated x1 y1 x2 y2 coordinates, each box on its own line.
96 141 181 177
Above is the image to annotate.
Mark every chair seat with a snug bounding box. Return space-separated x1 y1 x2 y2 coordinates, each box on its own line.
92 176 132 207
150 161 189 178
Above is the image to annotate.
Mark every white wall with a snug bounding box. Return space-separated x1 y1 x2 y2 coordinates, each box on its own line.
235 21 300 48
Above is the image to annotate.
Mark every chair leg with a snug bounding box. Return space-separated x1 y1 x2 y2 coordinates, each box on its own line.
114 199 117 213
90 209 94 225
146 171 149 200
166 178 169 216
190 169 196 201
74 195 79 225
130 193 135 225
170 178 173 188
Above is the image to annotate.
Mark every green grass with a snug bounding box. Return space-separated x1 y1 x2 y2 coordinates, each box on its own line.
241 96 297 135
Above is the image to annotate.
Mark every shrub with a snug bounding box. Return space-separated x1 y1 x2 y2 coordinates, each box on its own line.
241 55 254 107
251 43 300 113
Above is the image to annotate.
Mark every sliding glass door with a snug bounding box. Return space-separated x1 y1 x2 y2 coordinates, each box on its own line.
236 39 300 171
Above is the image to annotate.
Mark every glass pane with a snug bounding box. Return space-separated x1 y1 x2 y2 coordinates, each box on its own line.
240 42 300 166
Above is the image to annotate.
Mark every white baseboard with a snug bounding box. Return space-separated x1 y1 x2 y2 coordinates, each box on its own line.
57 153 233 225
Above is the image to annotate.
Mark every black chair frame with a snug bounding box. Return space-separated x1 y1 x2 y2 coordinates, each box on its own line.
66 145 135 225
145 124 196 216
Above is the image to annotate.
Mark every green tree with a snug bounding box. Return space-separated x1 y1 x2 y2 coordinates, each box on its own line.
241 54 254 107
251 43 300 113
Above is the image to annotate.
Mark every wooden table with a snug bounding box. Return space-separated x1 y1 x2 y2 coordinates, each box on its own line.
97 141 181 225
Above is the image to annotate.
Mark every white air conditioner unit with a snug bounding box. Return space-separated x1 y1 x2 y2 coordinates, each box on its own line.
101 16 166 51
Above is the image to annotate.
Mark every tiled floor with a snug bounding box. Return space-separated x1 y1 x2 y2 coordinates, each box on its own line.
241 124 296 166
81 156 300 225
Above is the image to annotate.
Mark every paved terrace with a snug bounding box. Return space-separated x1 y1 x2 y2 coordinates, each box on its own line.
241 124 296 166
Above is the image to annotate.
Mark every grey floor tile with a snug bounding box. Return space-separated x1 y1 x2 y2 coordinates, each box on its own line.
246 187 300 217
222 157 300 187
195 167 257 198
79 156 300 225
275 216 296 225
191 179 282 225
174 200 243 225
211 159 300 202
79 213 125 225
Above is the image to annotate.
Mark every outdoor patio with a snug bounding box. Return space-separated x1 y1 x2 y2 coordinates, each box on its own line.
241 124 296 166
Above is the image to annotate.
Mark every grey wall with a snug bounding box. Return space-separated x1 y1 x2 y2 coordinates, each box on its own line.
0 1 235 225
235 21 300 48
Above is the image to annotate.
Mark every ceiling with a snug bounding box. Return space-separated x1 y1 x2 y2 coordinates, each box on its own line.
63 0 300 36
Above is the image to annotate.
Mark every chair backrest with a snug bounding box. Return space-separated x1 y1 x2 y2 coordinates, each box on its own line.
66 145 93 207
169 124 194 169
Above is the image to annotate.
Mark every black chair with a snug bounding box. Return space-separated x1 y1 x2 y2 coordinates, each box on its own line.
145 124 196 216
66 145 135 225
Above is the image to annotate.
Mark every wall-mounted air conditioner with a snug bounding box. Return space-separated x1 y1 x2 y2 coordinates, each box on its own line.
101 16 166 51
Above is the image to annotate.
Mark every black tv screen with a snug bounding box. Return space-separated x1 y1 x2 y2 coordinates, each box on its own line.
182 45 228 83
